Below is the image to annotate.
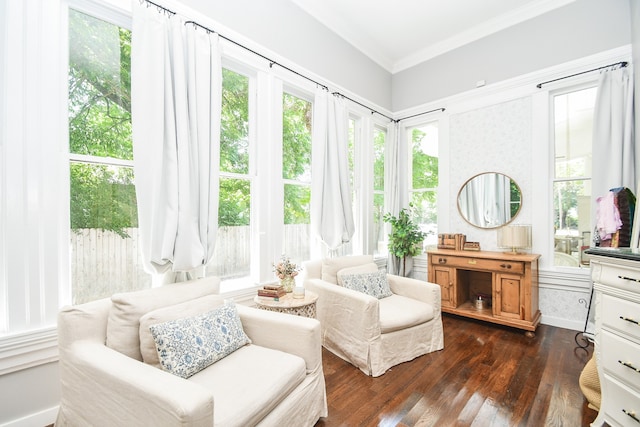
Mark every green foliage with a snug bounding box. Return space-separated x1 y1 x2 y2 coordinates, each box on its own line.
70 164 137 238
383 205 426 259
69 10 135 236
220 69 249 175
282 93 312 224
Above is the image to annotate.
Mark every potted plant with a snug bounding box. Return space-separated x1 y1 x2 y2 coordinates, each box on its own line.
383 205 426 276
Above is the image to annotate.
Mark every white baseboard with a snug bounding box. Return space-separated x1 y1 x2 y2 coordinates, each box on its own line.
540 314 583 332
0 406 58 427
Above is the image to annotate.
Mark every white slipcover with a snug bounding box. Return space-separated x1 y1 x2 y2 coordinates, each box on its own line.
56 278 327 426
303 255 444 377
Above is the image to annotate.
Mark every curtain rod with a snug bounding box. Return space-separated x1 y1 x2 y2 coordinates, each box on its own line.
395 107 445 123
536 61 628 89
332 92 393 121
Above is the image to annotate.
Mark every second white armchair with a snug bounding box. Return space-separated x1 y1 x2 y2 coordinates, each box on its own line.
303 255 444 377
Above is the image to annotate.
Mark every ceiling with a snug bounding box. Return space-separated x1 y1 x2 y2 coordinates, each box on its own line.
290 0 575 74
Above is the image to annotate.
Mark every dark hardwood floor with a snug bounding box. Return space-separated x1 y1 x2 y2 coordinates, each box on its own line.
315 314 598 427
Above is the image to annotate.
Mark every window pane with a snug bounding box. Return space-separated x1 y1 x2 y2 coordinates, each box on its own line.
411 124 438 189
212 69 252 286
410 122 439 251
554 88 596 179
553 180 591 260
283 93 312 182
221 69 249 174
69 10 132 159
284 184 310 262
374 192 385 255
69 10 149 303
283 92 312 261
210 178 251 280
373 128 385 191
553 87 596 267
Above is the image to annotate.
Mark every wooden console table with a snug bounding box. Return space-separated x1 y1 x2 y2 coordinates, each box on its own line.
427 249 541 335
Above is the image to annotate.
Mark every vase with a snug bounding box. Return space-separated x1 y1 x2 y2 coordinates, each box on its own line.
280 275 295 293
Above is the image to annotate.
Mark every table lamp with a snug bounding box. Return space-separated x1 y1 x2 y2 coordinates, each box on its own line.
497 224 532 254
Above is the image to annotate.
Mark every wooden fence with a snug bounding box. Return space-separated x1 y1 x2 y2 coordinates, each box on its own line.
70 225 311 303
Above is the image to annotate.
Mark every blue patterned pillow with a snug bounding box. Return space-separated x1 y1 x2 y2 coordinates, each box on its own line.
340 270 393 299
149 301 251 378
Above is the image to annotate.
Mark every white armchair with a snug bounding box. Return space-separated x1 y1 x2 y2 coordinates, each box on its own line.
303 255 444 377
56 277 327 426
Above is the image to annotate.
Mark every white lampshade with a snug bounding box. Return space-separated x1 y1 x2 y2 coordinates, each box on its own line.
497 224 532 254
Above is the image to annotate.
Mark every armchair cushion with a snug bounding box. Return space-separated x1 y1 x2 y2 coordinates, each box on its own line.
107 277 220 360
378 294 435 333
340 270 393 299
149 301 251 379
321 255 373 284
189 343 307 426
139 294 224 368
336 262 379 285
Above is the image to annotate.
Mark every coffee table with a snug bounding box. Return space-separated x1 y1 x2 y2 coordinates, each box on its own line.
253 290 318 318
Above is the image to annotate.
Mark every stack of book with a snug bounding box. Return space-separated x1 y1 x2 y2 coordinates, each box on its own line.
257 284 286 299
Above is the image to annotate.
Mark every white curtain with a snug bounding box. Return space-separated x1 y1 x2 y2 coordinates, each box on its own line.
385 121 408 274
310 89 355 257
592 66 636 212
131 2 222 278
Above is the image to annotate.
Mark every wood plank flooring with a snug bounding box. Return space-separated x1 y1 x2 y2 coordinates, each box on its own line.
315 314 598 427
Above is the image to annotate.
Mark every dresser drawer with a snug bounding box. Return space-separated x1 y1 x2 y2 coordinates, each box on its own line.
602 294 640 341
601 331 640 390
592 260 640 294
601 376 640 427
431 255 524 274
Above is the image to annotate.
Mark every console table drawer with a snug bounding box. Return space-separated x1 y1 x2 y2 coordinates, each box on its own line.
601 331 640 389
432 256 524 274
602 294 640 341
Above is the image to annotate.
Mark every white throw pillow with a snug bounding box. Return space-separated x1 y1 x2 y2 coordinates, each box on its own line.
149 301 251 379
341 270 393 299
336 263 379 286
139 294 225 368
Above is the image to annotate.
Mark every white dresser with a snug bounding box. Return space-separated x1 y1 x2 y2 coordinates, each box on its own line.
586 248 640 427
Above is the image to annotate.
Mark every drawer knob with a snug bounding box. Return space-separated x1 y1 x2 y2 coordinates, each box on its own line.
438 258 447 264
500 263 512 269
622 409 640 424
618 274 640 283
620 316 640 326
618 360 640 374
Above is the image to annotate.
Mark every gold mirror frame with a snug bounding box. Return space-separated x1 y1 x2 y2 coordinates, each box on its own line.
457 172 522 229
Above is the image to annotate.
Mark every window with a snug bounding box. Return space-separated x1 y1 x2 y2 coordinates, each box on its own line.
408 122 439 251
68 9 149 304
373 127 386 255
208 68 253 285
552 86 597 266
282 92 312 263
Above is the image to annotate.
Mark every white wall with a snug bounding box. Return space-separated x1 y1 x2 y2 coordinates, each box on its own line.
179 0 393 110
392 0 632 111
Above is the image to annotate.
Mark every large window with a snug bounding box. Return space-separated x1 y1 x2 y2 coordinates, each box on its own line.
68 9 149 304
408 122 439 251
282 92 312 263
208 68 253 284
552 86 597 267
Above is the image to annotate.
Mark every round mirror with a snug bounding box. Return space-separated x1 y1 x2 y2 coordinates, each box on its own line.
457 172 522 229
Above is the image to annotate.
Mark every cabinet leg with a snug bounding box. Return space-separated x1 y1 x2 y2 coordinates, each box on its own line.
525 331 535 338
